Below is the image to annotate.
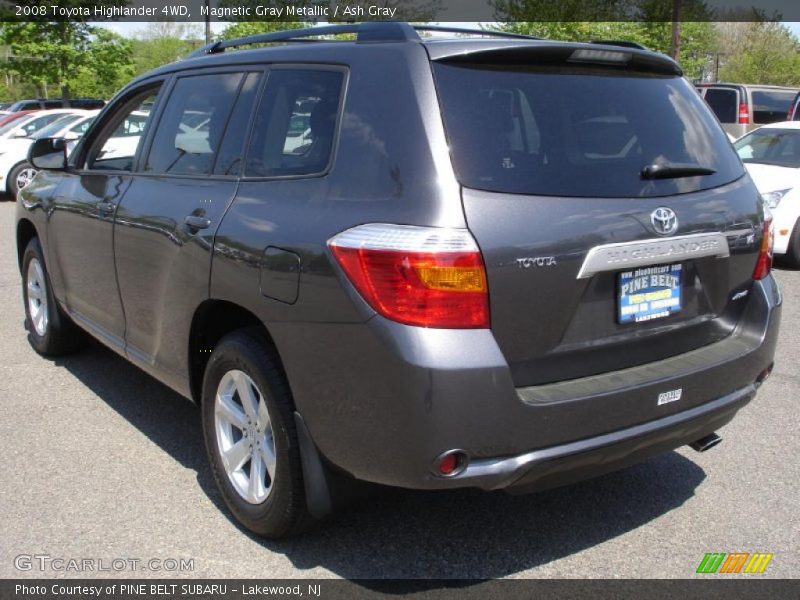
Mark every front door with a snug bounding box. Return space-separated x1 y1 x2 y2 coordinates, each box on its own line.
46 85 164 347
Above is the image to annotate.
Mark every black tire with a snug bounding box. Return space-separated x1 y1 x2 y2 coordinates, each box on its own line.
21 238 87 356
785 218 800 268
201 329 312 538
8 161 37 200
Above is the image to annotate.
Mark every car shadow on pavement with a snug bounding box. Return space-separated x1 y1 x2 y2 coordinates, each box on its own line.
56 339 707 583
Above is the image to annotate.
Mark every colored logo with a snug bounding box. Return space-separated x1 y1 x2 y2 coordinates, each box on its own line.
696 552 773 574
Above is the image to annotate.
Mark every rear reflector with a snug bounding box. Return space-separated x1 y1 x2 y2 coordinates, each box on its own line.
752 217 774 281
738 102 750 124
433 450 468 477
328 224 489 328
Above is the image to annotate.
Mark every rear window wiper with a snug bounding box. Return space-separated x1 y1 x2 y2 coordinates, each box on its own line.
641 162 716 180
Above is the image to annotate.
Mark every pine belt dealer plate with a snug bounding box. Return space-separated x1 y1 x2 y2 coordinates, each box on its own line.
618 263 682 324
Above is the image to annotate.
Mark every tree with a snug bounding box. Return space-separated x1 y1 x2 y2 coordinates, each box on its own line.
718 21 800 86
493 0 718 80
217 22 306 41
129 23 202 77
0 1 131 100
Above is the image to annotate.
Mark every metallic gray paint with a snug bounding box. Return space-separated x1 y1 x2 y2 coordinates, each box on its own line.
16 34 781 497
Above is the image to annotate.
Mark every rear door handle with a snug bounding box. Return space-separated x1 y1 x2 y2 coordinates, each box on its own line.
184 215 212 230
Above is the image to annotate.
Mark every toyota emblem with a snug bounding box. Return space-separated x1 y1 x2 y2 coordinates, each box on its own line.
651 207 678 236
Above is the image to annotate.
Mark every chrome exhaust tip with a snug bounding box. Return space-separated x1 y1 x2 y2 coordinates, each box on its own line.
690 432 722 452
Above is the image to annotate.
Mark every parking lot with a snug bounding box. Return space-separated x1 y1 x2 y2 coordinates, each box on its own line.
0 198 797 580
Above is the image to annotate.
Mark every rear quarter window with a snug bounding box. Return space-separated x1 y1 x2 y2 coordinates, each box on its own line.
752 90 797 124
434 63 744 197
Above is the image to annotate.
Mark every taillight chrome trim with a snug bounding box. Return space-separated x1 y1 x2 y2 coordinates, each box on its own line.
328 223 479 253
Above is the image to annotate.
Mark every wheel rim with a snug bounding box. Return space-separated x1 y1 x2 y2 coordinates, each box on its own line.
214 370 277 504
26 258 49 337
16 167 37 192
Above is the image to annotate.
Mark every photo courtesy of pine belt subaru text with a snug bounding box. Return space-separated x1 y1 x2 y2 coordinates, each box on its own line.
16 23 781 538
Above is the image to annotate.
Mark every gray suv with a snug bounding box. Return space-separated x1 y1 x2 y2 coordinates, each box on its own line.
17 24 781 538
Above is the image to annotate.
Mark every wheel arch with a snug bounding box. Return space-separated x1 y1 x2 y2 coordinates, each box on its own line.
188 299 286 404
16 218 39 272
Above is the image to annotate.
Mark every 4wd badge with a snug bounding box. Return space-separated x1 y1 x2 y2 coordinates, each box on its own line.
657 388 683 406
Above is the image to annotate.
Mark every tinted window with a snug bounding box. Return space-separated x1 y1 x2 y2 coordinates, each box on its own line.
87 89 159 171
735 128 800 168
19 113 68 136
245 69 344 177
752 90 797 124
214 72 262 176
31 114 82 139
43 100 63 109
434 64 744 197
9 101 40 111
146 73 242 175
703 88 738 123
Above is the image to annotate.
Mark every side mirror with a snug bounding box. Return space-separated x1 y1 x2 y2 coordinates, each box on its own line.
62 131 80 141
29 137 68 170
11 128 27 138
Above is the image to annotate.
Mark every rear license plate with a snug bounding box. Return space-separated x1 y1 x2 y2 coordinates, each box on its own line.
618 263 682 324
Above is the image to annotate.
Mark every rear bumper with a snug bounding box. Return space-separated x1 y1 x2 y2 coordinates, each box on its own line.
273 275 781 491
454 384 755 493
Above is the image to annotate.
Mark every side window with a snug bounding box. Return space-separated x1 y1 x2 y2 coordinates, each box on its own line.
22 114 63 136
86 87 160 171
214 72 262 176
245 69 344 177
703 88 737 124
145 72 243 175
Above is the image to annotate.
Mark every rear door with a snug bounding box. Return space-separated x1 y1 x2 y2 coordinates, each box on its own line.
112 68 263 388
433 52 761 387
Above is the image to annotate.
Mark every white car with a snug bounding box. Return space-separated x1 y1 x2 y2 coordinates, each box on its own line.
0 108 80 144
0 110 95 197
734 121 800 266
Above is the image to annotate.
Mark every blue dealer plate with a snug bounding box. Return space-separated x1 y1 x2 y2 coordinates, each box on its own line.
618 264 682 324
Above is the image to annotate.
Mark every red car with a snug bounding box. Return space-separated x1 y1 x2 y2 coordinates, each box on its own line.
0 110 38 128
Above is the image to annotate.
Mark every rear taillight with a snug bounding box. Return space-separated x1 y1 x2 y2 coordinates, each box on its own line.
328 224 489 328
738 102 750 124
752 216 774 281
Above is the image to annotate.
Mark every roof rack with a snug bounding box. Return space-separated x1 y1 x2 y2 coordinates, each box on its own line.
189 22 540 58
412 25 538 40
589 40 647 50
190 22 419 57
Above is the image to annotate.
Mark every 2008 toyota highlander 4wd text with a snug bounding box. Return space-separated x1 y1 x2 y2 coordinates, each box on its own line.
16 23 781 538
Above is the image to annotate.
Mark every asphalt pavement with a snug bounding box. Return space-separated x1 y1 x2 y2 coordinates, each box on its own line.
0 199 797 579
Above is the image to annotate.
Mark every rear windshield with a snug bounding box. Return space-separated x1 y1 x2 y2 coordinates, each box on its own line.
734 128 800 169
433 63 744 197
751 90 796 124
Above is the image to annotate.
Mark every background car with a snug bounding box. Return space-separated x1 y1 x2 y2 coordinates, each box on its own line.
696 83 798 138
0 110 97 198
788 90 800 121
5 98 105 112
734 121 800 266
0 108 82 144
0 110 37 129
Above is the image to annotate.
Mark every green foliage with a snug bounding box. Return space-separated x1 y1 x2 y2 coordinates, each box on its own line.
0 2 134 100
217 22 306 41
718 22 800 86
